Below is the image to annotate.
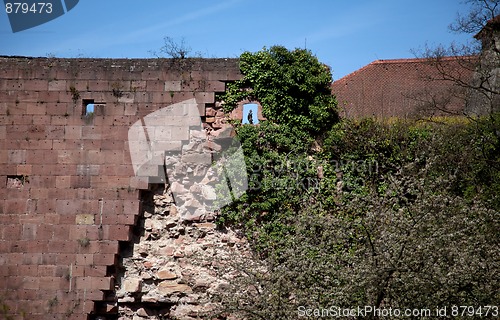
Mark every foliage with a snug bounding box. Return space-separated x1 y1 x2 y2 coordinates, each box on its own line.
218 46 340 251
216 115 500 319
215 174 499 320
220 46 339 135
213 44 499 320
218 121 322 252
69 85 80 103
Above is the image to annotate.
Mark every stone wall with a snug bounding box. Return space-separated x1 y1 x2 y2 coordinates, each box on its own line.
0 57 242 319
467 15 500 115
116 184 248 319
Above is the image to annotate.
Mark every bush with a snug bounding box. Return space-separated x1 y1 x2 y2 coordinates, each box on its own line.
216 115 500 319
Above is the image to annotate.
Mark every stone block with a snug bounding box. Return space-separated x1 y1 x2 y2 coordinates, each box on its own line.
156 269 178 280
25 103 46 115
104 225 131 241
8 150 26 164
203 141 222 152
205 117 216 123
170 126 190 140
152 126 172 140
47 240 78 254
16 165 32 176
152 141 183 152
131 80 147 91
158 282 192 295
76 254 93 266
38 276 61 290
117 214 138 226
22 139 54 150
201 185 217 200
165 80 182 91
82 126 102 140
71 175 90 188
57 150 84 164
144 80 162 92
93 253 117 266
25 79 48 91
170 182 188 194
87 80 109 91
181 153 212 165
48 80 67 91
71 80 89 92
76 276 93 290
4 199 27 214
130 176 150 190
123 278 142 293
101 140 125 150
205 107 216 117
55 176 71 189
92 277 113 290
76 214 95 225
195 92 215 103
152 92 172 104
76 164 100 176
205 80 226 92
181 80 204 91
182 209 206 222
161 247 175 256
124 103 138 116
194 222 216 229
84 265 107 278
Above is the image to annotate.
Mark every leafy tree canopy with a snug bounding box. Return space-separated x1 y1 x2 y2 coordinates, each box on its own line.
221 46 338 135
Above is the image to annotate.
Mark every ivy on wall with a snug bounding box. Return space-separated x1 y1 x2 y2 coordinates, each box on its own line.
220 46 339 135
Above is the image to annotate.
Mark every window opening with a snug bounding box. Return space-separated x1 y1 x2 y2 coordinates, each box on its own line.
6 175 28 188
242 103 259 124
82 99 95 116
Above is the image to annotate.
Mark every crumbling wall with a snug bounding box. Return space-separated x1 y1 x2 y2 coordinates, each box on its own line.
116 184 247 319
0 57 242 319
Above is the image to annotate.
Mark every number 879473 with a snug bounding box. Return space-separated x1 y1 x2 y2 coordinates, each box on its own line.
5 2 53 14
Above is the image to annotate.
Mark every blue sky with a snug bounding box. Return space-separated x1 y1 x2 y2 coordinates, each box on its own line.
0 0 472 80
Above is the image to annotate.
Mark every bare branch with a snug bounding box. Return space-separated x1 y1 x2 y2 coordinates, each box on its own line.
149 36 192 59
449 0 500 34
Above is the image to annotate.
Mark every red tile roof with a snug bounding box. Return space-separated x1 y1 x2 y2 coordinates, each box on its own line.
331 56 477 118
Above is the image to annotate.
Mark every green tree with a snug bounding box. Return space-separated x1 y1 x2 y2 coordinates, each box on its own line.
218 46 339 249
221 46 338 135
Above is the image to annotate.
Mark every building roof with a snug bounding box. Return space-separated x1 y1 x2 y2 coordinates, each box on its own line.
475 14 500 39
331 56 477 118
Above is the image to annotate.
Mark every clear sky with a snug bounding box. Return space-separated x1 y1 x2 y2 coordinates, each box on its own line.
0 0 473 80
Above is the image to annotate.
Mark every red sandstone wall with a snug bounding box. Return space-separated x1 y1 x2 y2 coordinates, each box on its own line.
0 57 241 319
